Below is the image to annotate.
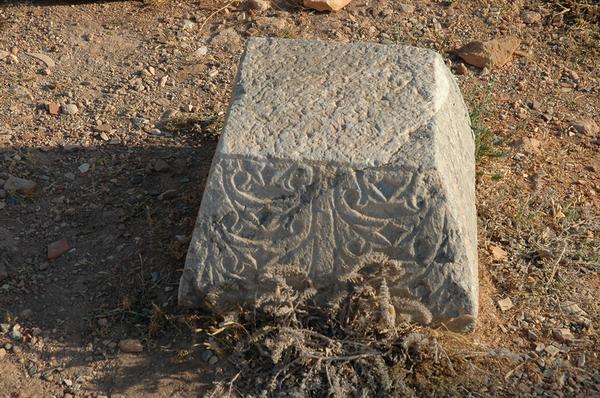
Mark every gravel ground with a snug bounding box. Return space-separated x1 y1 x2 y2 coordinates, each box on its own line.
0 0 598 396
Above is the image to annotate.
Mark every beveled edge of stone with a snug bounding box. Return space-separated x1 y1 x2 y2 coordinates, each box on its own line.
217 37 455 169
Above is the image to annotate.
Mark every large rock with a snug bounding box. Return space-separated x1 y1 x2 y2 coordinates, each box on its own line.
179 38 478 331
304 0 352 12
455 36 521 69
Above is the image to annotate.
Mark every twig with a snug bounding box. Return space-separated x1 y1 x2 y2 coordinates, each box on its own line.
208 321 250 337
207 385 221 398
551 6 571 19
461 351 502 359
435 339 456 376
504 362 524 381
280 327 371 349
302 351 382 362
325 363 334 392
138 253 145 287
198 0 238 35
546 243 567 286
553 0 570 12
91 308 151 319
226 372 240 398
458 386 485 397
267 357 302 391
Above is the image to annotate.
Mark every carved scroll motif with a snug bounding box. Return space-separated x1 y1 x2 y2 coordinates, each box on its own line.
195 157 455 287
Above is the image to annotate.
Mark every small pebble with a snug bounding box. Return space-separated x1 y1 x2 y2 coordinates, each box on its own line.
521 10 542 24
61 103 79 115
246 0 270 11
48 239 70 260
181 19 196 31
193 46 208 57
497 297 514 312
4 175 36 195
48 102 61 115
118 339 143 353
9 325 22 341
200 349 213 362
454 63 469 76
399 3 415 13
150 159 169 172
78 163 90 173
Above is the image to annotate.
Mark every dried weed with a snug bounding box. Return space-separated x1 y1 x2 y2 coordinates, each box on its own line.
194 254 501 397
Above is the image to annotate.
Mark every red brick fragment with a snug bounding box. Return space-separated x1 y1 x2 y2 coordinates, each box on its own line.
48 239 70 260
48 102 60 115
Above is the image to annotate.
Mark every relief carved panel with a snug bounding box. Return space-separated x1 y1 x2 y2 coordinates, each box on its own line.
190 156 457 300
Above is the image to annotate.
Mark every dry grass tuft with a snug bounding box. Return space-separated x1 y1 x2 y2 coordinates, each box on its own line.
192 254 509 397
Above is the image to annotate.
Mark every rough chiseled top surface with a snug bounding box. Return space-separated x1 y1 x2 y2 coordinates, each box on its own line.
220 38 451 167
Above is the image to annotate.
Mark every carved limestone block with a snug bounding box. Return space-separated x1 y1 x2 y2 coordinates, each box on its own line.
179 38 478 331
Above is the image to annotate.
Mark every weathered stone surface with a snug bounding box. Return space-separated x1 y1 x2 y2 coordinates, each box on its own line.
179 38 478 331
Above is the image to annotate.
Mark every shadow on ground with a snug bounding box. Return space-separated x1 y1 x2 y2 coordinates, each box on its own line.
0 141 225 396
1 0 126 6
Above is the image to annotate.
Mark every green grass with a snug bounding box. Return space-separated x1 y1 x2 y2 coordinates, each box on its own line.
467 81 509 161
469 103 494 161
